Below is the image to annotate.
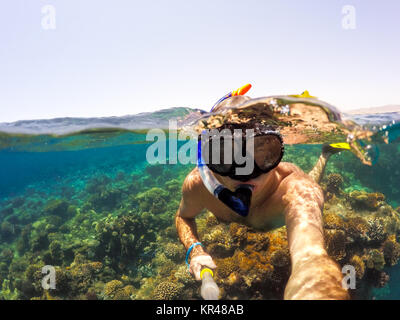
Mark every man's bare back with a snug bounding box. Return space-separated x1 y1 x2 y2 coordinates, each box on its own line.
175 161 350 299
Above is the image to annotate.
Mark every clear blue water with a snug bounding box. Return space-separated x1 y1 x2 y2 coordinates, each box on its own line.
0 107 399 300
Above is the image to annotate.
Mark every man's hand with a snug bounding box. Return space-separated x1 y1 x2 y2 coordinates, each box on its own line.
189 254 217 281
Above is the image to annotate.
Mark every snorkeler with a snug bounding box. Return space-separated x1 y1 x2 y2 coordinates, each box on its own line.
175 88 350 300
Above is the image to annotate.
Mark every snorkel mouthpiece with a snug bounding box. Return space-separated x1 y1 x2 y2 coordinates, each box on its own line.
215 184 253 217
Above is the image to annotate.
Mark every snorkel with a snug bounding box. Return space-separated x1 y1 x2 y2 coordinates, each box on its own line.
197 137 253 217
196 84 253 217
197 84 285 217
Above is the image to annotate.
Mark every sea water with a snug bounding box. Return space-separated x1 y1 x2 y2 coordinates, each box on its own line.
0 108 399 300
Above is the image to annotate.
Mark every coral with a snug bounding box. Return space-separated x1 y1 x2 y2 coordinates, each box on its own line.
366 249 385 271
0 221 18 242
67 257 104 294
102 280 133 300
163 243 184 262
90 190 122 211
382 236 400 266
16 225 32 255
323 213 346 230
153 252 176 278
203 225 234 257
346 217 369 241
131 277 156 300
229 223 249 246
270 249 290 268
135 187 169 215
349 191 385 210
205 213 219 228
0 249 14 265
44 199 70 218
52 267 73 297
85 288 98 300
324 229 347 262
0 263 8 282
367 218 387 243
30 231 49 252
215 257 237 279
0 279 18 300
377 204 394 217
145 164 164 177
49 240 64 265
165 179 181 194
0 136 399 301
17 263 45 298
174 265 196 286
85 175 111 194
367 270 390 289
245 232 270 252
103 280 123 300
94 214 155 269
325 173 344 194
349 255 365 279
152 281 182 300
113 285 134 300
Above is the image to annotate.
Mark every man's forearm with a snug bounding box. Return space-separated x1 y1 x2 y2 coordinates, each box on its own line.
284 252 349 300
175 211 206 257
284 184 349 299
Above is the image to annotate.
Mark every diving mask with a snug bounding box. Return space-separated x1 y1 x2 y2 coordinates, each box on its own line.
198 123 284 182
197 123 284 217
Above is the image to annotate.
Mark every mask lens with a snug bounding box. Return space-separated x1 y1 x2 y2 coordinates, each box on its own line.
203 135 233 174
253 134 283 171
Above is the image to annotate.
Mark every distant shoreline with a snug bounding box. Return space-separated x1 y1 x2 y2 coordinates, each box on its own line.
346 105 400 115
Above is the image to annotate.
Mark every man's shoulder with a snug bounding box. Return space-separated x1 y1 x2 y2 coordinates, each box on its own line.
182 167 205 194
275 162 304 177
276 162 319 188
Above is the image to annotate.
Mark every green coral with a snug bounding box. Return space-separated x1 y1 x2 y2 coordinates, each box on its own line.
102 280 133 300
0 279 18 300
135 187 169 215
152 281 182 300
163 243 184 262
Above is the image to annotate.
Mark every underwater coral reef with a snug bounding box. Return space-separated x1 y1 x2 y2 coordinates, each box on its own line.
0 142 399 300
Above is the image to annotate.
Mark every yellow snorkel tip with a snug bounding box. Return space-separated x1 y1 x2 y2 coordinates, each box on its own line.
290 90 317 99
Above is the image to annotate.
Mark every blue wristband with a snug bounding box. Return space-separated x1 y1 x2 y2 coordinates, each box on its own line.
185 242 204 269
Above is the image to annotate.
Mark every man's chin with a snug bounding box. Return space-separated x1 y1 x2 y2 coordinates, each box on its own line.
230 173 269 191
231 179 258 191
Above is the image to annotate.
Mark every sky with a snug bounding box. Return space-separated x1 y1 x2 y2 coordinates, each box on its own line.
0 0 399 122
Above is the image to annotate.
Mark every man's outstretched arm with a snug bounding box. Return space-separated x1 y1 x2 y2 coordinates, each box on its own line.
175 170 216 280
281 172 349 300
